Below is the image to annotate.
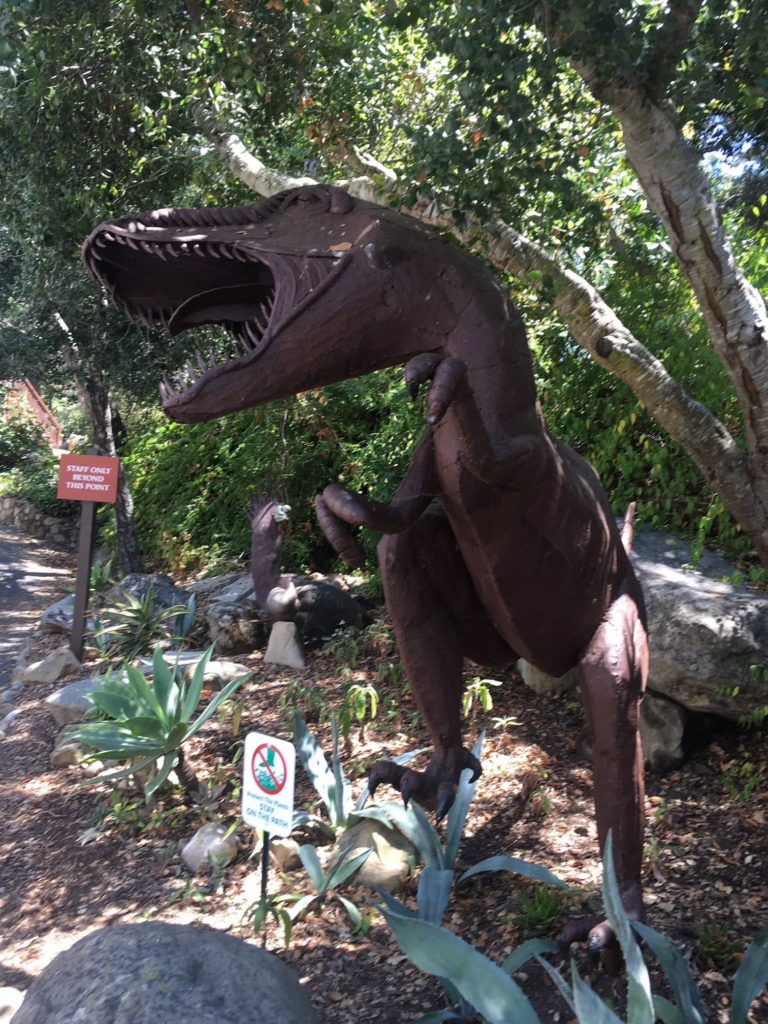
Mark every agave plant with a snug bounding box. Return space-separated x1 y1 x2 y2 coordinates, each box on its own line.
72 645 251 800
380 834 768 1024
91 584 196 661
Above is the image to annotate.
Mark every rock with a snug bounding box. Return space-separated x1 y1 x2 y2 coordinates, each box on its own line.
0 682 23 703
0 702 13 719
331 818 416 892
518 527 768 724
516 659 579 695
50 741 86 768
205 602 267 654
21 646 81 685
0 986 23 1023
181 822 239 873
187 572 243 597
268 837 303 871
10 922 320 1024
268 579 372 646
102 573 193 611
39 595 76 634
639 692 687 772
0 709 21 736
264 621 306 669
45 675 105 727
631 529 768 720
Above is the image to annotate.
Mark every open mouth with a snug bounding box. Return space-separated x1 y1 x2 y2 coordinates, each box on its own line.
83 203 348 408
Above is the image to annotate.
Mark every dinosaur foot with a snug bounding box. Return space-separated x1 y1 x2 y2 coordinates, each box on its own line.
369 746 482 821
558 882 644 975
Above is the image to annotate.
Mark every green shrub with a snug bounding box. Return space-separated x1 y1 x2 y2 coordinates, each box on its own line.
0 406 48 471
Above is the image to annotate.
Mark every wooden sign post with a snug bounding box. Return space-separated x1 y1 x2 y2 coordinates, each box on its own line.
57 450 120 660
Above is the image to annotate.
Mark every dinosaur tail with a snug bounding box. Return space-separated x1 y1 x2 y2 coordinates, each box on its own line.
621 501 637 554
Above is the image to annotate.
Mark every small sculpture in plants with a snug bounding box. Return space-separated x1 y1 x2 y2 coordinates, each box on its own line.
72 646 251 799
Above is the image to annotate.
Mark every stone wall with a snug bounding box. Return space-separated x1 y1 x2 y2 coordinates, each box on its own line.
0 496 78 549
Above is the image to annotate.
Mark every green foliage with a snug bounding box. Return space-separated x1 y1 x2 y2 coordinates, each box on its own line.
694 921 743 973
0 406 47 471
279 843 371 929
124 372 422 573
0 445 76 517
91 587 196 661
292 713 360 830
339 680 379 743
244 891 293 948
71 645 251 799
462 677 501 725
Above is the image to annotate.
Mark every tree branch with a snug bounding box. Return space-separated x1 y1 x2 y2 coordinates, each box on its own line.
642 0 703 97
191 103 768 560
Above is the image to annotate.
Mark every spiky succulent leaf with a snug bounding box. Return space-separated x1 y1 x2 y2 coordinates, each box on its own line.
444 733 483 868
459 855 567 889
382 908 540 1024
179 645 215 721
632 920 704 1024
298 843 325 891
730 922 768 1024
184 670 250 739
571 963 624 1022
417 867 454 925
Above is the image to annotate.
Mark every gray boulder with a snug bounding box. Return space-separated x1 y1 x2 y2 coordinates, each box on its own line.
39 595 76 635
519 527 768 721
11 922 320 1024
21 646 81 686
632 528 768 719
45 675 106 728
330 818 416 893
639 691 687 772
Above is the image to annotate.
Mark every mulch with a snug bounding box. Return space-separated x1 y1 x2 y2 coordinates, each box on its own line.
1 595 768 1023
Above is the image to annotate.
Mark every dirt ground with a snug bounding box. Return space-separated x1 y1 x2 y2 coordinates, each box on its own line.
1 572 768 1023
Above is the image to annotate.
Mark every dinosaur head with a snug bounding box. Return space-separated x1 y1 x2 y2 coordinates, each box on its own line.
83 185 455 422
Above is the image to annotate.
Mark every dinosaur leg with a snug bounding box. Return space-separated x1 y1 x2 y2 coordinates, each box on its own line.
560 581 648 965
370 504 517 819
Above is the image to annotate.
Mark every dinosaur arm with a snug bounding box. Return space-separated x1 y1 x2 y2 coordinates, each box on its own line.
445 387 552 487
315 430 439 566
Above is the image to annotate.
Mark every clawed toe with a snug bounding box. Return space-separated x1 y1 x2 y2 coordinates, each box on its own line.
368 746 483 819
559 916 622 974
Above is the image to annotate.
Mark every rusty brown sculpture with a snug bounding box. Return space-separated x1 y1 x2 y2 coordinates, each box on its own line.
83 184 648 955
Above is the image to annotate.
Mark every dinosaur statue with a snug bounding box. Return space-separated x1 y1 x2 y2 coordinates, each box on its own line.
83 183 648 955
249 497 370 643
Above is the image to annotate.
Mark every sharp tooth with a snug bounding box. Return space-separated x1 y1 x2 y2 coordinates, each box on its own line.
245 323 261 346
207 349 218 366
167 245 180 258
125 237 140 250
207 245 222 260
173 371 187 390
232 249 248 263
185 360 198 379
179 243 189 254
115 234 128 245
152 245 168 261
103 232 115 242
219 244 235 259
254 307 269 330
160 379 173 399
197 353 208 372
192 244 205 258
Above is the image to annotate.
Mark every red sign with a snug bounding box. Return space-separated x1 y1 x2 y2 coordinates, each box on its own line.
57 454 120 504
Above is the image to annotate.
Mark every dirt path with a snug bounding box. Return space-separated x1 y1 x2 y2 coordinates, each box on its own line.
0 525 76 689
